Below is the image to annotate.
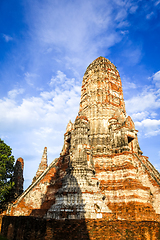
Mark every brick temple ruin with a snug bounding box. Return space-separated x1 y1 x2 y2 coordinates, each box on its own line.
3 57 160 222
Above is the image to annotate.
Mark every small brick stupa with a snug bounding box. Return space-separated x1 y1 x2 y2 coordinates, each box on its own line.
7 57 160 221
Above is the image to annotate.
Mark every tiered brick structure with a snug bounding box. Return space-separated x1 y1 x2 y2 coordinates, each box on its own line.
6 57 160 222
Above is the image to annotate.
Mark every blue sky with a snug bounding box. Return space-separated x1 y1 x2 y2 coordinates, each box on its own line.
0 0 160 189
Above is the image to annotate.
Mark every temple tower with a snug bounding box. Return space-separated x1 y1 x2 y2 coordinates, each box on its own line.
79 57 126 119
8 57 160 222
46 57 160 220
79 57 141 155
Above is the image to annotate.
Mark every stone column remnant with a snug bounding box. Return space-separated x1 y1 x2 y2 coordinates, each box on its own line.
13 157 24 197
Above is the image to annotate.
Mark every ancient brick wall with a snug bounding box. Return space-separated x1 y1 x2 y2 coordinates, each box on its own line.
1 216 160 240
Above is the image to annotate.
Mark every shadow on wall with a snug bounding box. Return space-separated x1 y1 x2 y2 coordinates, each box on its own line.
44 174 86 220
1 171 91 239
2 216 160 240
30 155 87 219
27 154 91 239
1 216 91 240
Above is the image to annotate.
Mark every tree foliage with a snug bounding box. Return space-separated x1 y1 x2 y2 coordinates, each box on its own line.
0 139 15 209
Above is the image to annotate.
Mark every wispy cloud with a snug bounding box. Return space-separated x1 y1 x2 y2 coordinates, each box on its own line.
136 118 160 128
126 71 160 137
24 72 39 86
155 0 160 6
24 0 142 74
2 34 13 42
0 70 82 187
8 88 25 99
50 70 78 91
125 78 160 137
126 89 160 114
146 12 154 19
152 71 160 87
50 71 67 87
131 111 149 121
129 5 138 14
122 81 137 90
135 118 160 136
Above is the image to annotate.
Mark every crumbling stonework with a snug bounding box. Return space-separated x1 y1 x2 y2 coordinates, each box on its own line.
6 57 160 222
13 157 24 198
32 147 48 183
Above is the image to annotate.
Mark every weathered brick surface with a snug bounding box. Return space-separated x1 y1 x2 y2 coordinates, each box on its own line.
1 216 160 240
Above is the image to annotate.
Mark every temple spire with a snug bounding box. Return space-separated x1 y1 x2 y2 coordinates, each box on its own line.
33 147 48 182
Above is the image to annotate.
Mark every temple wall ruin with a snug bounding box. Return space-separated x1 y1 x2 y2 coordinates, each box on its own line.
1 216 160 240
1 57 160 239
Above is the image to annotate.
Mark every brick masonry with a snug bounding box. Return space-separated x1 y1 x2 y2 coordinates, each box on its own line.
1 216 160 240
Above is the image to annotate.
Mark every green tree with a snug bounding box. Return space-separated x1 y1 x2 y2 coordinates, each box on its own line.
0 139 15 211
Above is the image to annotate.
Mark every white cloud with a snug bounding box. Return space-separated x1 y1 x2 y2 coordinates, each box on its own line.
135 119 160 137
122 81 137 90
132 111 149 121
50 71 67 86
152 71 160 87
153 71 160 81
135 118 160 128
1 93 56 132
125 89 160 114
2 34 13 42
0 71 81 188
8 88 25 99
151 112 158 118
115 8 127 21
40 90 55 100
125 83 160 137
50 71 79 93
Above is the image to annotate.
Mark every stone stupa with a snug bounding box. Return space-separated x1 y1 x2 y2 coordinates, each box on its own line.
7 57 160 221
